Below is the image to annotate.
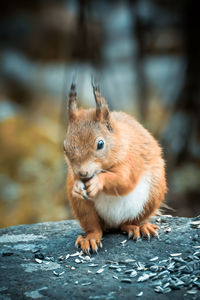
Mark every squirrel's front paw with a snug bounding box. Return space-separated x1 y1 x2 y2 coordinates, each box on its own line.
85 175 103 199
72 180 88 200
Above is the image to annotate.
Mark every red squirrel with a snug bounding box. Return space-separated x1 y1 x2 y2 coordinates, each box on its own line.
64 82 167 253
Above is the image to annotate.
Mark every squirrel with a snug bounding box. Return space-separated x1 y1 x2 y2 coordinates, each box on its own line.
64 82 167 253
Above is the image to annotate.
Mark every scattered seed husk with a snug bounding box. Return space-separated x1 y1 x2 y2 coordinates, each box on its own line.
124 269 134 274
121 278 132 283
70 252 81 257
187 289 198 295
150 265 159 272
137 273 149 282
81 282 92 286
163 282 170 289
150 256 159 262
136 262 145 271
154 286 164 293
35 258 43 264
53 271 64 277
75 258 81 264
109 265 121 269
136 291 143 297
58 255 64 261
88 264 99 267
193 245 200 249
158 270 170 277
130 270 137 278
113 275 118 279
165 227 172 233
190 220 200 228
116 268 122 272
124 259 136 263
84 256 91 261
163 287 172 294
71 267 75 270
120 240 127 245
45 256 55 262
151 280 163 287
170 253 182 257
96 268 104 274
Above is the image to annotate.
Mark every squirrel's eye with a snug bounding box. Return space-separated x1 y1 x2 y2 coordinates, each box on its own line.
97 140 104 150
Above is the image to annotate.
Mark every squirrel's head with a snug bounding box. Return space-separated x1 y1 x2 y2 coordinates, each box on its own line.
64 82 116 180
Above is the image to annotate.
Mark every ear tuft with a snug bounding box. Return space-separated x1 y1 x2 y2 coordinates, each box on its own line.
92 80 113 131
68 83 78 120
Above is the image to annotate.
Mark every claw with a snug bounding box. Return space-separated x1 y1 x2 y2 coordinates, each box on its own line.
154 232 160 240
128 232 133 239
99 242 103 248
134 236 140 243
93 247 98 254
84 248 90 255
147 233 151 242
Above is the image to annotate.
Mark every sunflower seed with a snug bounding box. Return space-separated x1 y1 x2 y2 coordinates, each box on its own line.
96 268 104 274
136 292 143 297
113 275 118 279
75 258 81 264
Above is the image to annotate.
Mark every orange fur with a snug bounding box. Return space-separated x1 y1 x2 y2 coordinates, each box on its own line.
65 84 167 253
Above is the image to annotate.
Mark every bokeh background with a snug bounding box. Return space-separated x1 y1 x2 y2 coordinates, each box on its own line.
0 0 200 228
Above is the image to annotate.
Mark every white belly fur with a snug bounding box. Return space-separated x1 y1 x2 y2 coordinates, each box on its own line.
94 172 151 228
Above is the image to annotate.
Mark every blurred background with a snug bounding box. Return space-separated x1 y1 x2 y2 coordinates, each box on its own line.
0 0 200 228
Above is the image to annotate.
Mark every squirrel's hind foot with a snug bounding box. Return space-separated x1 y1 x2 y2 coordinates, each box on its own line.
121 222 159 242
75 233 102 254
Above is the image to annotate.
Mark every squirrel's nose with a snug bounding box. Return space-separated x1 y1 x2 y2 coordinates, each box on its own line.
79 171 89 178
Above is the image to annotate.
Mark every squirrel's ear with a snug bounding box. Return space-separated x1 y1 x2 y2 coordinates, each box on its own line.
68 83 78 120
92 84 113 131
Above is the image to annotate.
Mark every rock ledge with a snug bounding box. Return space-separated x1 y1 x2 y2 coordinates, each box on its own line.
0 216 200 300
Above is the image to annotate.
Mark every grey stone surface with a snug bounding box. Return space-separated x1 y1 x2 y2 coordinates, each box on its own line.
0 216 200 300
